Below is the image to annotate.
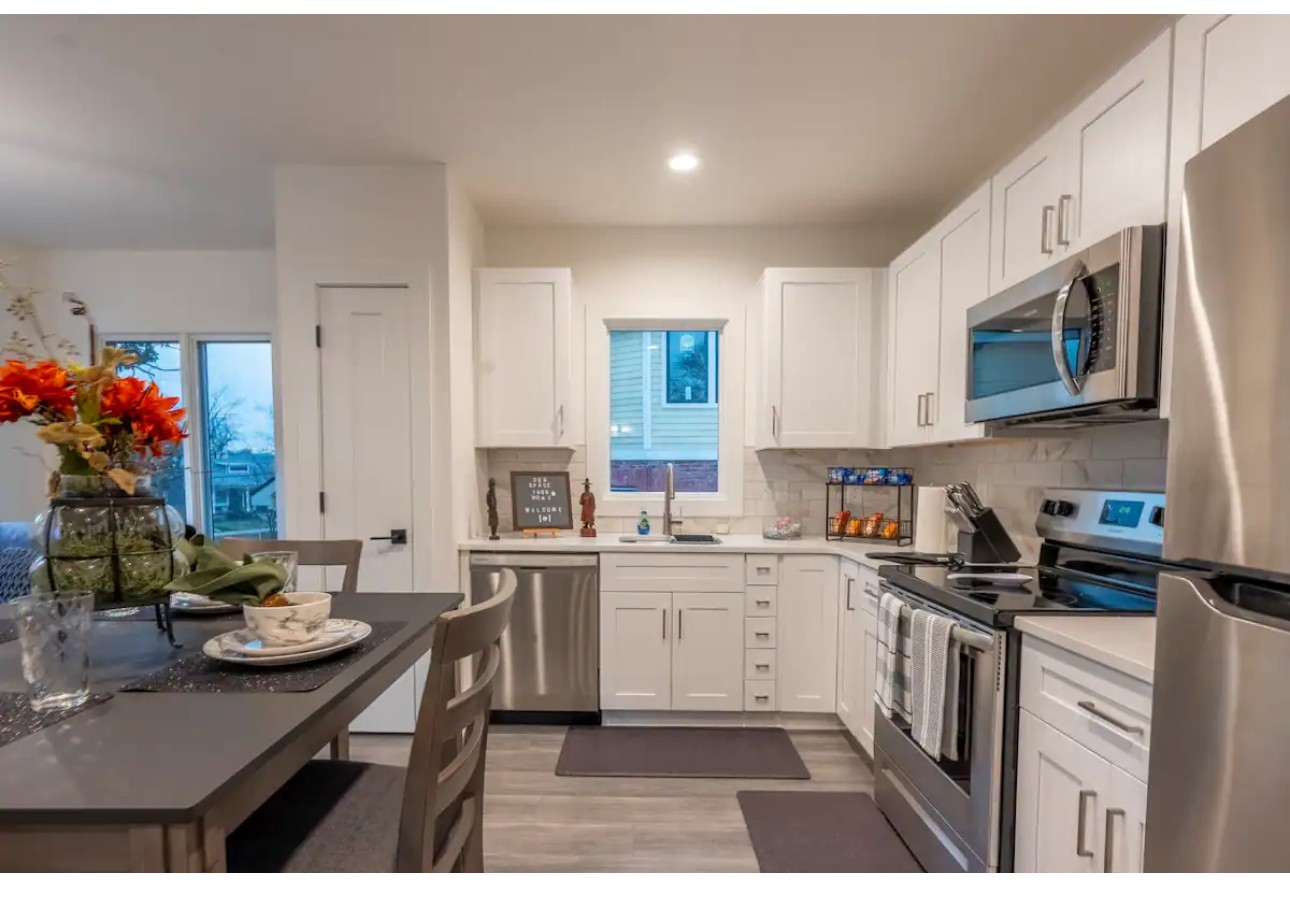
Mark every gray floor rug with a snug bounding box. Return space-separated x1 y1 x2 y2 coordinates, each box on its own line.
554 726 811 779
737 790 923 872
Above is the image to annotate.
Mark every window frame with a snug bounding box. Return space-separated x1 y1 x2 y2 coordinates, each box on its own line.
591 316 742 519
100 331 278 536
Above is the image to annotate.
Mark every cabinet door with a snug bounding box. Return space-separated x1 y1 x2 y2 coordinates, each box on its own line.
761 269 877 448
932 184 990 443
599 591 671 710
1161 15 1290 418
475 268 573 447
1014 710 1109 873
671 593 744 711
1104 764 1148 873
778 556 840 713
835 561 862 735
857 607 879 756
1063 32 1171 249
989 127 1066 293
887 246 939 447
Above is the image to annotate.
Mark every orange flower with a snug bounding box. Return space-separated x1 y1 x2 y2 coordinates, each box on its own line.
0 359 76 423
101 376 187 456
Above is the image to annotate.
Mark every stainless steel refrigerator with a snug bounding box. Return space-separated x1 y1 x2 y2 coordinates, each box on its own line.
1147 93 1290 872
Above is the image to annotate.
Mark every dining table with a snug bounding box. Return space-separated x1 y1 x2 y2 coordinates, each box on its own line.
0 591 461 872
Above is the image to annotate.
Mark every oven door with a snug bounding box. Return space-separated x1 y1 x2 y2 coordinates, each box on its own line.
964 226 1161 425
872 587 1006 872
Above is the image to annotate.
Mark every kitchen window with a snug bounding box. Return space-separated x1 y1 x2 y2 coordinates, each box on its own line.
106 335 278 539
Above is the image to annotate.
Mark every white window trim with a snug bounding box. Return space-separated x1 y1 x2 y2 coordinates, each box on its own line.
101 331 277 535
590 317 742 519
659 329 719 409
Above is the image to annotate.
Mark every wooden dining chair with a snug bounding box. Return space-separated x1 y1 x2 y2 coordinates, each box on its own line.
217 537 364 595
225 568 518 873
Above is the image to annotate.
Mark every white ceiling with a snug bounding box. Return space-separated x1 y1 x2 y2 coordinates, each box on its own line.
0 14 1173 249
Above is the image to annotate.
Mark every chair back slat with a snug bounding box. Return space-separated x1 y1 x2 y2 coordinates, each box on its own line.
217 538 363 594
395 568 517 873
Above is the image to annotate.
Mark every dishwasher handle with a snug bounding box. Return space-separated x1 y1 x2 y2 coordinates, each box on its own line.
469 553 598 569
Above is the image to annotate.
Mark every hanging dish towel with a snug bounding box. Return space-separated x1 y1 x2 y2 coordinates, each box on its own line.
875 593 913 723
941 638 962 761
910 608 955 758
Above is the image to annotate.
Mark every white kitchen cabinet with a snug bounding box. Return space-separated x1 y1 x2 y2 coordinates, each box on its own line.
599 591 672 710
887 185 990 447
758 268 880 449
835 560 864 737
856 576 879 754
475 267 581 447
671 593 744 711
990 125 1067 294
1104 764 1148 874
777 555 839 713
1161 14 1290 417
1014 709 1107 873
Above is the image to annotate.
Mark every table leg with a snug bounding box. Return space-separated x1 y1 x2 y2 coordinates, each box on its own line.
330 728 351 760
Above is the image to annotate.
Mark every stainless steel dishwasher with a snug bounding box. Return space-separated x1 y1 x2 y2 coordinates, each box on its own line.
469 553 599 720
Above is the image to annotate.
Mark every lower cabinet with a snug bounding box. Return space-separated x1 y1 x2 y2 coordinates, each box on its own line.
1014 709 1148 873
599 590 742 711
836 562 879 755
778 556 840 713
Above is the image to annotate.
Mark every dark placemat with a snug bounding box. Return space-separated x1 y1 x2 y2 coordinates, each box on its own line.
0 691 113 748
0 618 15 645
120 620 406 694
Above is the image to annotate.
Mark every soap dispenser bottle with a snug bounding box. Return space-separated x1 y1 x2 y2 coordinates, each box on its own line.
637 509 650 536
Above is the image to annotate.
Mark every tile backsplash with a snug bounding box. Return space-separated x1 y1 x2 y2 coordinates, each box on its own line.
478 420 1169 560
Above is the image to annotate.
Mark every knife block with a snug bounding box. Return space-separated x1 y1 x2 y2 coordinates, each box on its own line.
956 506 1022 563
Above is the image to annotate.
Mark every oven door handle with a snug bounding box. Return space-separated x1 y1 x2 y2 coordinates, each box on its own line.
1051 260 1089 397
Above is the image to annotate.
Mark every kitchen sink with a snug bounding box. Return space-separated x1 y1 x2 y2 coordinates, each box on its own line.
616 534 723 545
669 534 722 545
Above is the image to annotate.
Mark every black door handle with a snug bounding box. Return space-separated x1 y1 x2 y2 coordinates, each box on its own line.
369 529 408 544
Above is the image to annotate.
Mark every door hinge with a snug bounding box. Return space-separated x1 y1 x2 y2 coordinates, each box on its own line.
315 324 322 348
319 491 326 514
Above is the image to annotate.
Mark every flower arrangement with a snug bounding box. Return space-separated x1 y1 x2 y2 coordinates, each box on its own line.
0 261 187 495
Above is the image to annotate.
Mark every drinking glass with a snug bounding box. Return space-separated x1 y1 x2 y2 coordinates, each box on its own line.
249 550 299 592
12 592 93 711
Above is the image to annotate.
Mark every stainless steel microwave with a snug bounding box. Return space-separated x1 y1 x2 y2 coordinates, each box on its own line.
965 225 1164 426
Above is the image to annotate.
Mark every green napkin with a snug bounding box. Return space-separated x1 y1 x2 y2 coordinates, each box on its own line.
166 535 288 606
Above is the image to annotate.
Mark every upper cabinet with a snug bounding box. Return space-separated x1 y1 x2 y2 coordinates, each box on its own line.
475 268 583 447
989 32 1172 296
887 185 990 447
756 268 881 449
1160 14 1290 417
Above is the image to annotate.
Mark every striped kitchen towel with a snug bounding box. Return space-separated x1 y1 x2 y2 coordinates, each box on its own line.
910 608 955 758
875 593 913 723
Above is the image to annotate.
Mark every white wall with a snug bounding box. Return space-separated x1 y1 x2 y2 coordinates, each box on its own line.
447 172 486 542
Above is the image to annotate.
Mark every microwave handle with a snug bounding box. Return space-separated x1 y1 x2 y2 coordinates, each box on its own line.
1051 261 1089 397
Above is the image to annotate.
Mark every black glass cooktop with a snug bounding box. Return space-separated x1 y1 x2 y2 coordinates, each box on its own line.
879 563 1157 628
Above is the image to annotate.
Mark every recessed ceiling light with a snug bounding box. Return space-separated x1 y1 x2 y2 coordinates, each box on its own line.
667 151 701 173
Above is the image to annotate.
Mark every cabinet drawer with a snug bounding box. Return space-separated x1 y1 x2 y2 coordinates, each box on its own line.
745 649 778 680
1020 635 1152 782
746 555 779 586
745 680 777 711
744 586 778 617
855 565 881 616
745 617 777 649
600 553 745 593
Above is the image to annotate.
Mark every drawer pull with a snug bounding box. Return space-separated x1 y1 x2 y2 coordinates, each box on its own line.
756 567 771 575
756 599 771 608
755 663 770 671
1104 807 1124 872
1075 789 1096 857
755 632 771 639
1077 700 1144 735
755 694 770 703
863 587 879 600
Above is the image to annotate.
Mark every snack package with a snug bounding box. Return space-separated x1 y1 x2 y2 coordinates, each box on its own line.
861 511 884 537
831 510 852 535
862 468 888 485
846 517 864 537
881 521 900 540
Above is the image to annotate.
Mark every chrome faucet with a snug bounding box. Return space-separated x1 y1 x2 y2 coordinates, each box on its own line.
663 462 681 537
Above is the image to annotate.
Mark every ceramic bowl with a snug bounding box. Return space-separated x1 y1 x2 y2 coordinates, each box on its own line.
243 592 332 646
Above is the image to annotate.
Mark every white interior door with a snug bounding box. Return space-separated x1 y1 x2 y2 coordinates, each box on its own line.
319 286 418 732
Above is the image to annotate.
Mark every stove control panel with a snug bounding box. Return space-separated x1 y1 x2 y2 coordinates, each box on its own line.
1035 488 1165 557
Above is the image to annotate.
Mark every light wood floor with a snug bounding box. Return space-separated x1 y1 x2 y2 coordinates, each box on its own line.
352 726 874 872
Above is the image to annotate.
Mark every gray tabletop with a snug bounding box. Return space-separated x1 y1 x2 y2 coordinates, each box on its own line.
0 592 460 824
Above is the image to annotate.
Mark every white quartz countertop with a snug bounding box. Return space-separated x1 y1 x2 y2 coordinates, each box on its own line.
1013 615 1157 684
459 533 900 566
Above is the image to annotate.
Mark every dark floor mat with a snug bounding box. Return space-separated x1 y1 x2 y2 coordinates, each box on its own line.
737 790 923 872
554 726 811 779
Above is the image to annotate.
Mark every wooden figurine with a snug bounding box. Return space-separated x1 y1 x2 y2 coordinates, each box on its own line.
486 477 500 540
580 478 597 538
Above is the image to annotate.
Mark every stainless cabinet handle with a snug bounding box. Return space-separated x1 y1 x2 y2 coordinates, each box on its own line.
755 599 771 608
1041 204 1056 255
557 404 564 440
1077 700 1144 735
755 694 770 702
1103 807 1124 872
1076 790 1096 857
771 405 779 440
677 609 683 640
846 576 855 611
863 587 879 600
662 609 667 640
1057 194 1073 247
926 392 935 426
755 632 770 639
755 663 770 671
915 393 926 427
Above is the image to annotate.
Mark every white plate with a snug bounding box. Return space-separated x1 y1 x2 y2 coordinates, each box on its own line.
203 620 372 667
947 571 1032 587
170 593 242 616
